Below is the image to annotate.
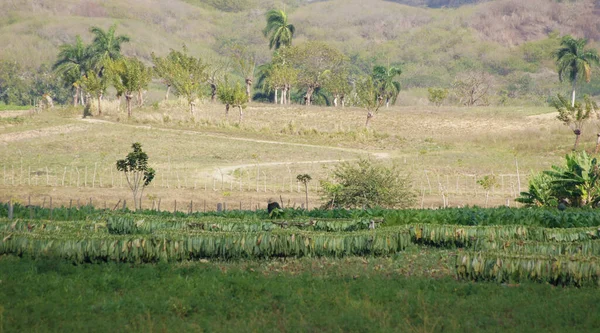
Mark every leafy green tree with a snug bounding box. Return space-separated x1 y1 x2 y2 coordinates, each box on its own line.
151 52 178 100
356 76 384 127
0 60 29 106
552 94 595 151
87 24 130 75
263 9 295 50
79 70 107 116
477 175 497 208
52 35 89 106
322 67 351 107
555 35 599 107
288 42 346 106
372 64 401 108
157 49 209 114
320 159 415 209
427 88 449 107
296 174 312 210
217 77 247 122
108 57 151 117
116 143 155 211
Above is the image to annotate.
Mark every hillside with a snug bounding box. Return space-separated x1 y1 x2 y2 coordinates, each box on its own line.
0 0 599 103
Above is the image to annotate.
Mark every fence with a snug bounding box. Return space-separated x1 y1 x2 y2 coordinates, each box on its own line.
1 162 528 197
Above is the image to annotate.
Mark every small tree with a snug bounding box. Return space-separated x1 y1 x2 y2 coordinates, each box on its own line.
296 174 312 210
356 76 384 128
477 175 497 208
320 159 415 209
116 143 155 210
427 88 448 107
452 71 492 106
108 57 151 117
553 94 595 150
79 70 107 115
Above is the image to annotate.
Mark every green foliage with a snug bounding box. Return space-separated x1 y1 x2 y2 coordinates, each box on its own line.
87 24 131 74
518 151 600 208
552 94 596 150
372 64 402 106
555 35 600 106
320 159 415 209
263 9 295 50
116 143 156 210
516 172 558 207
79 70 108 115
427 87 448 106
107 57 151 117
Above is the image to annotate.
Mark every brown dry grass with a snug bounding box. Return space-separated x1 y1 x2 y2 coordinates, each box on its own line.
0 100 591 210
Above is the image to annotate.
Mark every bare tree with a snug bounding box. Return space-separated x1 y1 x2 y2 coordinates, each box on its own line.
452 71 492 106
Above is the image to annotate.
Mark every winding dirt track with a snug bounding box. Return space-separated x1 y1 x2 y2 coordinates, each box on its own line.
78 118 392 181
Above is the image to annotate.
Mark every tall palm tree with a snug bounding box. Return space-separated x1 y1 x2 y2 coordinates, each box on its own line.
372 65 402 108
555 35 599 107
52 35 89 106
87 24 130 74
263 9 295 50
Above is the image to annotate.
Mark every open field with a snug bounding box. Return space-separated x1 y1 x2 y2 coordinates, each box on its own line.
0 101 589 209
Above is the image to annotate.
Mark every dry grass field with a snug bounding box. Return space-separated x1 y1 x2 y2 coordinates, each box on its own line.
0 99 589 211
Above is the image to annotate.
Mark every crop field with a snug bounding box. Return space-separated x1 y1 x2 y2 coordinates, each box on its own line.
1 205 600 332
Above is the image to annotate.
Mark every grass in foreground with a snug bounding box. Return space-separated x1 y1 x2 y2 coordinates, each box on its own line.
1 250 598 333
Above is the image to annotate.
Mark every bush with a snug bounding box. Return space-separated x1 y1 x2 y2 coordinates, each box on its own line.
320 159 416 209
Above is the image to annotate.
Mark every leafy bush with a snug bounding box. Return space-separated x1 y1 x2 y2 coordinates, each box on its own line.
320 159 416 209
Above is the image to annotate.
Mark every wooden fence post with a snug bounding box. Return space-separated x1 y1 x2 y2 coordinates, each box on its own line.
8 199 13 220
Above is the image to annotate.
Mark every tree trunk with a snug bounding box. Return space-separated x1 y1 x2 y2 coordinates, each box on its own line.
126 94 132 118
138 90 144 107
73 86 79 106
386 98 390 108
573 129 581 150
365 111 373 128
245 78 253 103
211 83 217 103
333 94 338 107
225 103 230 116
571 84 577 108
341 95 345 108
190 102 196 115
304 184 309 210
595 134 600 154
274 88 278 104
305 87 314 106
97 95 102 115
165 84 171 100
238 105 243 123
288 84 291 105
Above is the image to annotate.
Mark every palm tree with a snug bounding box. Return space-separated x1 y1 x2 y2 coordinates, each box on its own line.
555 35 599 107
87 24 130 74
372 65 402 108
52 35 88 106
263 9 295 50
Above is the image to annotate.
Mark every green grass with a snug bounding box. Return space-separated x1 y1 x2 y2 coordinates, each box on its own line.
0 105 30 111
1 253 598 332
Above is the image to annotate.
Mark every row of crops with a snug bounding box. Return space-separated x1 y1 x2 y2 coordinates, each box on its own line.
4 202 600 228
1 213 600 286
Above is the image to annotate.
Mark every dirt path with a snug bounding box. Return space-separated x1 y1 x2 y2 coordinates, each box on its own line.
79 118 393 181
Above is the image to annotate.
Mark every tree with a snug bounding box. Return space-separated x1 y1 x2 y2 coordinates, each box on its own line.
545 151 600 208
296 174 312 210
320 159 415 209
427 88 449 107
160 49 209 114
207 59 230 103
87 24 130 75
116 143 155 211
79 70 107 116
477 175 497 208
372 64 401 108
217 77 247 122
288 42 346 106
228 44 256 103
356 76 384 128
151 52 178 100
452 71 492 106
516 172 558 207
553 94 595 151
108 57 151 117
52 35 89 106
555 35 600 107
263 9 295 50
322 67 351 107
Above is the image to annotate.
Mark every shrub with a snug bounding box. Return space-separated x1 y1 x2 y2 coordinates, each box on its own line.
320 159 415 209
